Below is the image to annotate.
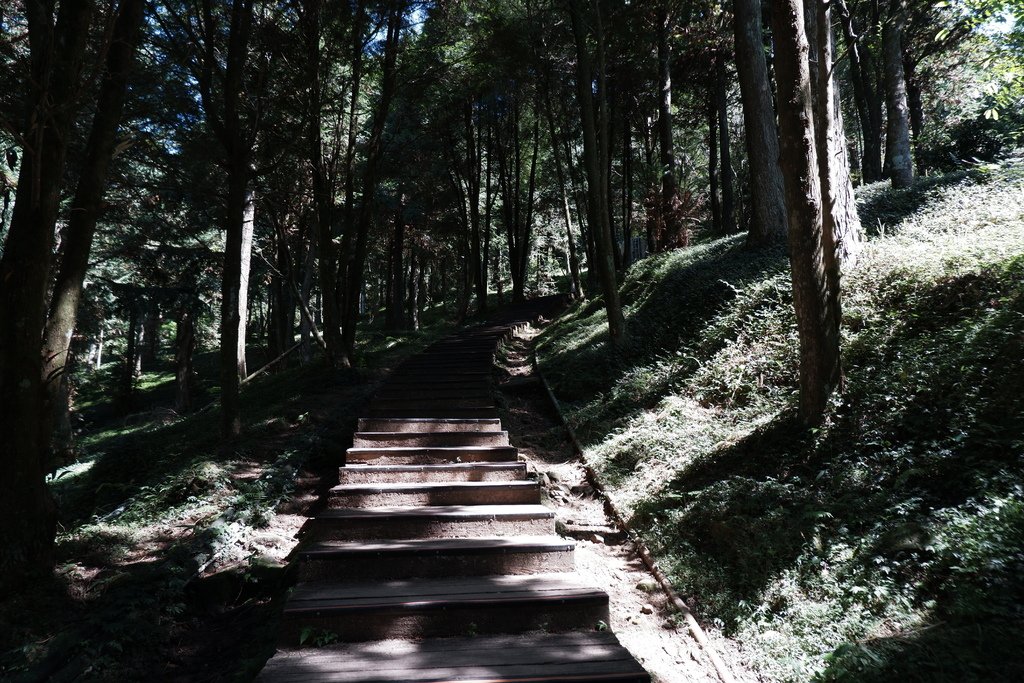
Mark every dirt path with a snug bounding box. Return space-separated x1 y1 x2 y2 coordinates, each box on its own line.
495 324 753 683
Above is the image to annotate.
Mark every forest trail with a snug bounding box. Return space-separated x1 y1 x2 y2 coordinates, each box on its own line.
258 296 649 682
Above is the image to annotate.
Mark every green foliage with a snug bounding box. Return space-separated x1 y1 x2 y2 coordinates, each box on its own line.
538 163 1024 681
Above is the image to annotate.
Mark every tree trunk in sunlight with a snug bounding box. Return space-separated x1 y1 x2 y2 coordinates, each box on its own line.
770 0 841 425
882 3 914 188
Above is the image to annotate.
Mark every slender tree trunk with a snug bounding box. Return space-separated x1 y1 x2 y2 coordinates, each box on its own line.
770 0 841 425
387 199 405 329
708 99 722 232
835 0 883 182
341 0 402 362
0 0 93 589
568 0 627 347
545 92 583 299
656 5 684 250
236 189 254 378
882 5 914 188
716 56 736 233
733 0 787 245
407 245 420 330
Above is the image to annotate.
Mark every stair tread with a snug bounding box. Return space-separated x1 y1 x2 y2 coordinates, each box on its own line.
317 504 553 520
285 573 606 611
301 535 574 557
331 481 536 493
259 632 647 682
342 462 524 472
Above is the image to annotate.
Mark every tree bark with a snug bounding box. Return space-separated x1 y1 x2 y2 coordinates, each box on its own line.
835 0 883 182
716 56 736 234
656 5 685 250
387 199 406 330
708 99 721 233
568 0 627 347
40 0 145 461
0 0 93 589
769 0 841 425
733 0 787 245
882 5 914 188
174 303 197 414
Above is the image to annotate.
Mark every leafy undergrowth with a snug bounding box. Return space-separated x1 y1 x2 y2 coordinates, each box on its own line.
0 325 446 682
538 162 1024 682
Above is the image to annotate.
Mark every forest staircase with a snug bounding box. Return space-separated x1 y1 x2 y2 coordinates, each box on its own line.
259 301 649 682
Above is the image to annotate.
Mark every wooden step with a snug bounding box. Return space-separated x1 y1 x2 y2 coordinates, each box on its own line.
356 417 501 433
296 535 574 581
346 446 519 465
307 504 555 541
366 408 500 419
279 573 609 643
339 462 528 484
327 481 540 507
259 632 649 683
352 431 509 448
369 399 498 413
373 388 493 401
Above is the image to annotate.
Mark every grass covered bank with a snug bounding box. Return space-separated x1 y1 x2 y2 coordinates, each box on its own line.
537 163 1024 681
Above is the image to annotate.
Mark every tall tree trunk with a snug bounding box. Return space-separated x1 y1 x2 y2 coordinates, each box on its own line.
40 0 145 461
770 0 841 425
708 99 722 232
236 188 255 379
341 0 402 362
174 303 197 414
0 0 93 589
809 1 863 270
622 111 633 269
407 244 420 331
835 0 883 182
387 199 405 329
656 5 685 250
716 56 736 233
544 86 585 299
881 5 914 188
568 0 627 347
733 0 787 245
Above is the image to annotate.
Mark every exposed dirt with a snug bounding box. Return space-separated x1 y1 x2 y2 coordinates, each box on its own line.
496 324 755 683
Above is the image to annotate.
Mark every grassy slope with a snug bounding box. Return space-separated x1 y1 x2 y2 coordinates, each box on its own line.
1 325 446 681
538 163 1024 682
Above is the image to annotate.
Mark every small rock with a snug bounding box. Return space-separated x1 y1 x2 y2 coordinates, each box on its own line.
546 470 562 483
538 473 551 487
641 604 655 615
590 533 605 544
636 578 659 593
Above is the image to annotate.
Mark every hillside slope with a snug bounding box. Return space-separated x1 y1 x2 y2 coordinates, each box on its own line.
538 163 1024 681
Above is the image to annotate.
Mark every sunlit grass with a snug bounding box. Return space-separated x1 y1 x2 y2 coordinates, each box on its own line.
539 161 1024 681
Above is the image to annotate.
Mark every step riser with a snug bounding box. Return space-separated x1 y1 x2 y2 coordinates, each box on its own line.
297 549 573 582
327 487 540 508
369 400 497 412
338 466 527 484
355 419 501 433
367 409 499 419
346 448 519 465
279 599 609 645
373 390 492 401
352 433 509 448
307 516 554 541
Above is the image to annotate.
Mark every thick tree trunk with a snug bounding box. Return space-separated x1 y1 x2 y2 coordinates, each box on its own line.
622 113 634 269
220 166 250 438
141 301 161 370
174 304 197 414
716 56 736 234
407 245 420 331
733 0 787 245
568 0 627 347
882 7 914 188
770 0 841 425
0 0 93 589
809 2 863 270
40 0 145 462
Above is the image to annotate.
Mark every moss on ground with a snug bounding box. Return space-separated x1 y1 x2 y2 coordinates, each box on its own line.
538 162 1024 682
